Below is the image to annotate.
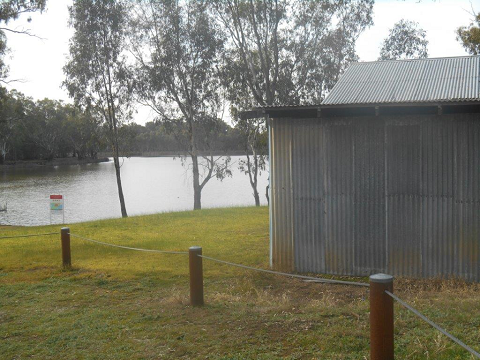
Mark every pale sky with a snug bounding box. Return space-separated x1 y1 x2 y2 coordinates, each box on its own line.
3 0 478 125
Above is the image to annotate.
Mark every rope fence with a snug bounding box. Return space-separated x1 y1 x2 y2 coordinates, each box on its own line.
385 290 480 358
0 232 57 240
198 254 369 287
69 233 188 255
5 226 480 359
67 232 368 287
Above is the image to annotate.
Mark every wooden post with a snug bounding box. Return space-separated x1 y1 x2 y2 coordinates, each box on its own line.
370 273 394 360
189 246 204 306
61 227 71 268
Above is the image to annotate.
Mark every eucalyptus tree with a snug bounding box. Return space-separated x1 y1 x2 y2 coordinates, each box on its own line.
0 89 20 163
234 114 267 206
0 0 46 82
64 0 132 217
215 0 373 205
0 0 47 160
379 19 428 60
131 0 230 210
215 0 374 107
65 107 102 160
457 12 480 55
26 99 70 160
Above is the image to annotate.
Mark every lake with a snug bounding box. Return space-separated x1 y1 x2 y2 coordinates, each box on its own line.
0 156 269 226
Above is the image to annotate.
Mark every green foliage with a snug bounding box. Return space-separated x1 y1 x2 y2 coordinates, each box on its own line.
456 13 480 55
119 120 245 155
63 0 132 129
0 92 245 162
0 0 46 23
216 0 374 108
0 90 103 162
65 108 102 159
132 0 224 149
379 19 429 60
24 98 70 160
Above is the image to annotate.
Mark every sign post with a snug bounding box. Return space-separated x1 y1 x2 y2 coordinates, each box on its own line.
50 195 65 224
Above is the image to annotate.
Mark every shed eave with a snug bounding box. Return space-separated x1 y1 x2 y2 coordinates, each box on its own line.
256 101 480 119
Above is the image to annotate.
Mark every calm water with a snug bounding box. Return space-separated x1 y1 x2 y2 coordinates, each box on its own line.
0 157 269 226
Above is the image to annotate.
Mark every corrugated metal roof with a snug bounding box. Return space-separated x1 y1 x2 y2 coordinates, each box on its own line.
322 56 480 105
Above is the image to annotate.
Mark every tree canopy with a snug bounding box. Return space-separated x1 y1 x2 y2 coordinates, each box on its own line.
0 90 103 163
379 19 428 60
456 13 480 55
215 0 374 108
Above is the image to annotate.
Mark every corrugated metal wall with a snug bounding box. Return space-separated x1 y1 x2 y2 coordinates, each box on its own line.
270 119 294 271
270 114 480 280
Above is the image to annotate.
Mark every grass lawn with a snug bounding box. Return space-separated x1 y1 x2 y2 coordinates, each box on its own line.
1 206 479 359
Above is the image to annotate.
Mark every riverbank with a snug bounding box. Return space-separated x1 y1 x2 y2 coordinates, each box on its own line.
97 150 263 157
0 157 109 170
1 207 479 359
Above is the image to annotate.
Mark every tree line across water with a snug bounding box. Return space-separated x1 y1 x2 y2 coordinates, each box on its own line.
1 0 479 212
0 89 253 163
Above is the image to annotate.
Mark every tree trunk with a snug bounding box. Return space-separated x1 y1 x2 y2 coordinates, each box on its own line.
246 151 260 207
192 154 202 210
113 147 128 218
253 188 260 206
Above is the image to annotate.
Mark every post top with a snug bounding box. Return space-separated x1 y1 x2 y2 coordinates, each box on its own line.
61 227 70 231
189 246 202 251
370 273 393 283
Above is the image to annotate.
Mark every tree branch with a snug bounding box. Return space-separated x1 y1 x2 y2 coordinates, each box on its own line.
0 27 45 40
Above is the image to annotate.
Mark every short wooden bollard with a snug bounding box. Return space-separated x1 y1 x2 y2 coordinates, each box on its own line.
189 246 204 306
61 227 71 268
370 273 394 360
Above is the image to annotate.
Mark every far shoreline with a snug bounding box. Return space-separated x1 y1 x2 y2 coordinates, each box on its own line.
0 157 110 170
97 151 254 158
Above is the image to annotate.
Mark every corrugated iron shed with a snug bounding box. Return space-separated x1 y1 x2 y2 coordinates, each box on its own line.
322 56 480 106
265 55 480 281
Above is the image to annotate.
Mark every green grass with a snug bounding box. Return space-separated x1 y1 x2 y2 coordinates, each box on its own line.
1 207 479 359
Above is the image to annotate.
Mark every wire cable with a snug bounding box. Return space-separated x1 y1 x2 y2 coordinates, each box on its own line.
69 233 188 255
385 290 480 359
199 254 370 287
0 232 58 240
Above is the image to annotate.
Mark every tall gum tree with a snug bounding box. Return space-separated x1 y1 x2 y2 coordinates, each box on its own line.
0 1 46 162
378 19 428 60
64 0 132 218
457 12 480 55
131 0 230 210
234 113 267 206
0 0 47 83
215 0 374 205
